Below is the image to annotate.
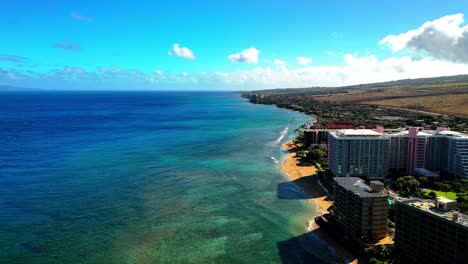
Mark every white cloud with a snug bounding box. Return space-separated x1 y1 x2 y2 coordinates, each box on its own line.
210 54 468 89
380 13 468 62
97 66 110 73
168 43 195 60
296 56 312 65
228 47 260 63
154 69 164 76
64 66 86 74
71 12 93 22
274 59 286 66
4 53 468 90
111 65 124 73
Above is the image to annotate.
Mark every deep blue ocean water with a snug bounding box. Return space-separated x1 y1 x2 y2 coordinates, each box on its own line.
0 91 342 263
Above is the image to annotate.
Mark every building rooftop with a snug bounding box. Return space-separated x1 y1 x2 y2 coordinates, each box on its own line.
436 197 457 204
386 130 432 137
303 129 333 132
397 198 468 228
334 177 389 198
436 130 468 137
422 130 468 138
327 128 468 139
332 129 383 137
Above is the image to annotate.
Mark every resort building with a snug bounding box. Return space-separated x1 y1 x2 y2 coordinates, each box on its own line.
386 128 431 175
424 129 468 178
332 177 389 244
303 129 330 147
394 198 468 264
328 129 389 180
327 127 468 179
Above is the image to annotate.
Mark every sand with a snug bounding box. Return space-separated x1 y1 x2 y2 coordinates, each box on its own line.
281 141 358 263
281 142 333 215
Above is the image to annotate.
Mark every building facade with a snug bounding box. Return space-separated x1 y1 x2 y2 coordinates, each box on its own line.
332 177 389 244
395 198 468 264
328 128 468 179
328 129 389 180
303 129 330 147
425 130 468 178
387 128 431 175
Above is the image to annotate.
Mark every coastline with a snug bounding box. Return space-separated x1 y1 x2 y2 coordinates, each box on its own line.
281 141 332 217
281 141 358 263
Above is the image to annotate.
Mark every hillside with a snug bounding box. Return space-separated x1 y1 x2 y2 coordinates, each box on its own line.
247 75 468 118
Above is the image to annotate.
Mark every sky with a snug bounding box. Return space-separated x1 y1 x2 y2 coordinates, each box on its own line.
1 0 468 90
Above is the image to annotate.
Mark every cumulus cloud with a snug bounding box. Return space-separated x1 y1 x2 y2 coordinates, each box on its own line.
296 56 312 65
71 12 93 22
63 66 86 74
53 40 81 51
111 65 123 73
97 66 110 73
4 54 468 90
274 59 286 66
0 54 30 62
168 44 195 60
228 47 260 63
0 67 30 80
154 70 164 76
202 52 468 90
380 13 468 62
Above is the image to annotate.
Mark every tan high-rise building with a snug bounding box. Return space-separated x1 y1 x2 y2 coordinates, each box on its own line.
332 177 389 244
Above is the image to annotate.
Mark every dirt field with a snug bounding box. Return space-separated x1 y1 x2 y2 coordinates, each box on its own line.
312 83 468 117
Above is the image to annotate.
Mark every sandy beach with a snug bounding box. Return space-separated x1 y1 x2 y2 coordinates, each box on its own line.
281 141 333 216
281 141 358 263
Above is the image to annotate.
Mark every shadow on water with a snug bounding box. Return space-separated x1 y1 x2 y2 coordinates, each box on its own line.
277 180 312 200
277 231 344 264
277 175 332 204
276 176 344 263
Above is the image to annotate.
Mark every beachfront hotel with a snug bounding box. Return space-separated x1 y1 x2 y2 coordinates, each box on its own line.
328 129 389 180
327 127 468 179
394 198 468 264
425 129 468 178
332 177 389 244
387 128 431 175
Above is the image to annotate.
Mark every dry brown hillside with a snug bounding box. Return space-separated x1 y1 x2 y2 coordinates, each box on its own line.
312 82 468 117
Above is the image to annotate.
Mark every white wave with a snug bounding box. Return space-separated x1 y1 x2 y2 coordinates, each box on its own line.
270 157 278 164
273 126 289 145
307 219 315 232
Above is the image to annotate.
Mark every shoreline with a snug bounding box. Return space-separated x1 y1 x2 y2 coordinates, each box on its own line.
280 141 332 217
281 141 358 263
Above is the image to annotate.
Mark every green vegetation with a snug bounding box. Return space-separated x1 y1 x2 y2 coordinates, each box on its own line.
390 175 468 214
315 163 324 172
394 176 421 197
362 244 395 264
456 194 468 214
387 219 395 237
296 150 307 158
292 134 304 148
242 74 468 130
424 189 457 199
305 149 327 165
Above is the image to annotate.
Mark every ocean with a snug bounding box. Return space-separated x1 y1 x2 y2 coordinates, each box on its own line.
0 91 341 263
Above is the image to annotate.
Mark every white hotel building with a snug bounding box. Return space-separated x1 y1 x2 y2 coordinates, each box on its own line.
328 128 468 179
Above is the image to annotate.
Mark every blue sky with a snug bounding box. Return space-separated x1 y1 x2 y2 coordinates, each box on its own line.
1 0 468 90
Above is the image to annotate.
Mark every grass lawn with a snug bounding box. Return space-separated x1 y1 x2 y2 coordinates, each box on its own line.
424 189 458 199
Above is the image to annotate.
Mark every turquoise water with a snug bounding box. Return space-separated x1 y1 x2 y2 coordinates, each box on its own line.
0 91 340 263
